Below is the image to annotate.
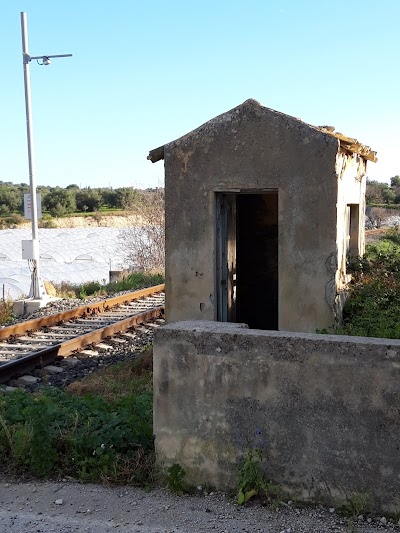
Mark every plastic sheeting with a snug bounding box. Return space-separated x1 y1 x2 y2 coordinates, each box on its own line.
0 228 126 300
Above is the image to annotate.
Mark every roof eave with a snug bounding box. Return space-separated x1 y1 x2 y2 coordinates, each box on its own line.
147 145 165 163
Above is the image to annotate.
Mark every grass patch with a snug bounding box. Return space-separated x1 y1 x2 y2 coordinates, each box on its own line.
52 271 164 300
0 351 154 484
67 347 153 401
106 272 164 294
340 238 400 339
66 209 127 218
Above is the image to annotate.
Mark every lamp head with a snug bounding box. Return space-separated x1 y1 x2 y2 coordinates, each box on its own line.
42 56 51 66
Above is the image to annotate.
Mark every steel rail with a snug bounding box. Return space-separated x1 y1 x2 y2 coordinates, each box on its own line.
0 306 164 384
0 284 165 340
365 228 389 236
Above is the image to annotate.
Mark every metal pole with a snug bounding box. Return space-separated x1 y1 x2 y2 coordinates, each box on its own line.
21 12 46 299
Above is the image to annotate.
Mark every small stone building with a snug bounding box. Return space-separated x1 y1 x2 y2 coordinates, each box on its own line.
148 99 376 333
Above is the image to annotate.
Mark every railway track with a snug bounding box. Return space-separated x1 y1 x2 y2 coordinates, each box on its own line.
365 228 390 236
0 284 165 384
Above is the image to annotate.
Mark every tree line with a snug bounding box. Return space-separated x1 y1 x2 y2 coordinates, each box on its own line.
366 176 400 205
1 177 398 218
0 182 158 217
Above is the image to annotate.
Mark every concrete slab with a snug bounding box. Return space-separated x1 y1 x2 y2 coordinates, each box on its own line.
95 343 113 351
79 349 99 356
13 296 60 317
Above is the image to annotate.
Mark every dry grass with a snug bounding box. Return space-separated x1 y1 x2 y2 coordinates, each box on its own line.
43 281 58 297
67 347 153 402
0 299 14 326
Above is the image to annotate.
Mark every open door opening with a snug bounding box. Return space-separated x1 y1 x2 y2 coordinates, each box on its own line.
216 192 278 330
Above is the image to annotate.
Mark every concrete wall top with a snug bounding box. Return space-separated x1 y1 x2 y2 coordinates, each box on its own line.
160 320 400 350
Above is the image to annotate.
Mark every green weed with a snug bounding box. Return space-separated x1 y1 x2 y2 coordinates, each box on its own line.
340 241 400 339
164 463 195 494
51 272 164 300
237 448 282 506
340 492 372 518
165 464 187 494
106 272 164 294
0 386 154 483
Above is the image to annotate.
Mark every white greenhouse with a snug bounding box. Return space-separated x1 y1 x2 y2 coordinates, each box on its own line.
0 228 126 300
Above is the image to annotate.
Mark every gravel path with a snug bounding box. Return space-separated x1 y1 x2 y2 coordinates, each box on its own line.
0 480 397 533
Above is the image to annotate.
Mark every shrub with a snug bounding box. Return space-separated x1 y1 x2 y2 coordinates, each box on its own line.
0 299 14 326
39 218 57 229
341 240 400 338
0 214 24 229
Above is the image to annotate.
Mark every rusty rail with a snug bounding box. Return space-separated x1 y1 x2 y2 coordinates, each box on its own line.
0 306 164 384
0 285 165 384
0 284 165 341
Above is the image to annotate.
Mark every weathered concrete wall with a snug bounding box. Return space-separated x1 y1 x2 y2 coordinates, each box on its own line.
164 99 341 333
336 151 367 290
154 321 400 513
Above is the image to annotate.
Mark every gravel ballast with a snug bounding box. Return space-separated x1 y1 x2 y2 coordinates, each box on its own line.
0 481 397 533
1 292 162 391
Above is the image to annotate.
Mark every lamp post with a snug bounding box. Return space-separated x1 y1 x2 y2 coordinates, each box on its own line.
20 11 72 299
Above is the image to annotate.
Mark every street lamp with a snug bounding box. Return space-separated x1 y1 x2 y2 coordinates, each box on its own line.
20 11 72 300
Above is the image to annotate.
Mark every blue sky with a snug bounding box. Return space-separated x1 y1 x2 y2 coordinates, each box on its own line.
1 0 399 189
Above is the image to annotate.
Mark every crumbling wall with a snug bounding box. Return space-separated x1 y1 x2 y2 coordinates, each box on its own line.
335 151 367 286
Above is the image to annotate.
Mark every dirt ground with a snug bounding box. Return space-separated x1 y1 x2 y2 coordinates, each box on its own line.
0 480 396 533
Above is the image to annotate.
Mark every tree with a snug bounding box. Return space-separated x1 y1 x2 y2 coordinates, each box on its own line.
43 188 76 216
365 180 383 204
382 187 396 204
390 175 400 188
114 187 138 209
366 180 397 205
75 188 103 212
119 188 165 271
0 185 23 215
100 188 117 208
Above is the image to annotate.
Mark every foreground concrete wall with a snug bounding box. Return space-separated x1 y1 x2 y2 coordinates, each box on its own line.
154 321 400 512
164 99 340 333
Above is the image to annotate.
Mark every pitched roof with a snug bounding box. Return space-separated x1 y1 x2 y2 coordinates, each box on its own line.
148 99 377 163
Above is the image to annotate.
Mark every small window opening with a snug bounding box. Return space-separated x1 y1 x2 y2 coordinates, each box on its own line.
348 204 360 257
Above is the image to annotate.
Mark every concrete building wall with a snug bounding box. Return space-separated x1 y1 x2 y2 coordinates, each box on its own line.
164 99 341 333
154 321 400 513
335 152 367 290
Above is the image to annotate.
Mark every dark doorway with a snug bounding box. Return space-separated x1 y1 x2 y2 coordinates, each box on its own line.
216 192 278 330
